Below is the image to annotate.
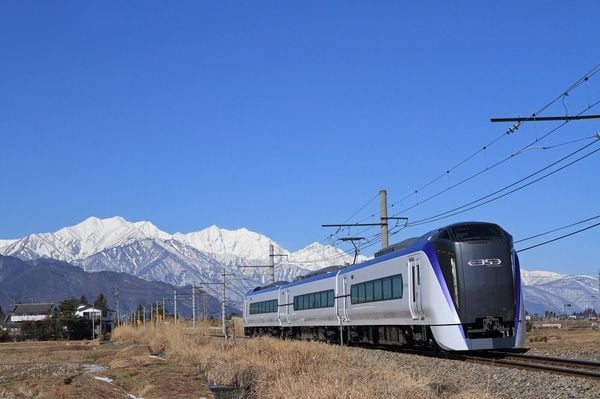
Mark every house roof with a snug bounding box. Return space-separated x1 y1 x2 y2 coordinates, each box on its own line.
9 303 55 316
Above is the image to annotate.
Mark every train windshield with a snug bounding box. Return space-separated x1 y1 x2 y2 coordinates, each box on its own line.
450 224 502 242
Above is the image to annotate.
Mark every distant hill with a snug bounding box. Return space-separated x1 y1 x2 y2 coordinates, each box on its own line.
0 255 235 318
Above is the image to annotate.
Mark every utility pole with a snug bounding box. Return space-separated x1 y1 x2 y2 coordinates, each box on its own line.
204 288 207 320
322 189 407 251
222 266 226 339
192 284 196 329
380 189 389 249
174 289 177 323
162 297 166 322
143 306 146 325
239 244 287 284
269 244 275 283
113 285 120 327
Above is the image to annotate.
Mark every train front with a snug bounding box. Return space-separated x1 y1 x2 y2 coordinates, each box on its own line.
429 222 526 350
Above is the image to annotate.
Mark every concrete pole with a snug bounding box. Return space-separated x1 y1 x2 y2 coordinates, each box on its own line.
192 284 196 329
162 298 166 322
380 189 389 249
222 266 227 339
174 289 177 323
269 243 275 283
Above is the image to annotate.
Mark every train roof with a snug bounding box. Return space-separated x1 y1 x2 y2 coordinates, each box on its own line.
244 221 507 297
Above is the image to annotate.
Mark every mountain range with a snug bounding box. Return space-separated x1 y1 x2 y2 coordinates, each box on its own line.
0 255 229 317
0 217 363 308
1 216 598 314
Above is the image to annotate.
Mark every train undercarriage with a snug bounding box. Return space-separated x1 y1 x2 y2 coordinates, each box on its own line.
244 324 436 347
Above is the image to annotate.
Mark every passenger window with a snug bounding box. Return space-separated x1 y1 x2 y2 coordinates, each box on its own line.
327 290 334 307
314 292 321 308
365 281 374 302
321 291 328 307
392 275 402 299
358 284 366 303
383 278 392 300
373 280 383 301
351 285 358 304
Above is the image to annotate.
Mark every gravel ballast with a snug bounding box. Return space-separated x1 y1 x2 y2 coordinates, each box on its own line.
349 347 600 398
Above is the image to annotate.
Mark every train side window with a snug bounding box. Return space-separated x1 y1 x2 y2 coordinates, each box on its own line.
351 285 358 304
303 295 310 310
383 278 392 300
392 275 403 299
373 280 383 301
321 291 328 307
314 292 321 307
365 281 374 302
358 284 366 303
327 290 334 307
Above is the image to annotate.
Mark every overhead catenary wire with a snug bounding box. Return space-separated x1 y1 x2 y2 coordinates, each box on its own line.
336 72 600 254
292 66 600 264
344 132 599 254
515 214 600 243
387 64 600 212
389 99 600 219
517 222 600 253
404 140 600 228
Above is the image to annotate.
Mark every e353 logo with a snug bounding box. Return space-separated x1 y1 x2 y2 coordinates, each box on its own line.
467 258 502 267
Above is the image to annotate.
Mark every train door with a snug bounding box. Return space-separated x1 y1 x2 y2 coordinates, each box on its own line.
279 289 291 325
277 288 285 326
408 256 424 320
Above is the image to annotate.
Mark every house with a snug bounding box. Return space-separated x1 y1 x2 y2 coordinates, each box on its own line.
3 303 58 337
75 304 102 319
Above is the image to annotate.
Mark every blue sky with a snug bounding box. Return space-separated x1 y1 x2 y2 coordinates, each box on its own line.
1 2 599 275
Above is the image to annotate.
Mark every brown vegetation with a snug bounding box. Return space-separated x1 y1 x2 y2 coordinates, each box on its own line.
112 322 489 399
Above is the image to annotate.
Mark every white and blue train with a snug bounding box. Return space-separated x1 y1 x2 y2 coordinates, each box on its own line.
243 222 525 351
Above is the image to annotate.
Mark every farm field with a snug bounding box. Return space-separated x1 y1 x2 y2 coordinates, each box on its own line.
0 324 598 398
0 336 212 398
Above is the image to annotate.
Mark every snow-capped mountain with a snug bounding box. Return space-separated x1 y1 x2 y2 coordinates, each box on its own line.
173 225 287 261
521 270 600 315
0 216 363 304
0 216 170 262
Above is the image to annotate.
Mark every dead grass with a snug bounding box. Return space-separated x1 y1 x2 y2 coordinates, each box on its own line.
527 328 600 350
113 323 491 399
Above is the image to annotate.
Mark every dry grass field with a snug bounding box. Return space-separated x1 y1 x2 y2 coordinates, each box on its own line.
527 323 600 352
111 323 485 399
0 332 213 399
1 322 598 398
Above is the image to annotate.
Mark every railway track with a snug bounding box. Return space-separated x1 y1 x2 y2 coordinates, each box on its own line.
360 344 600 380
456 351 600 380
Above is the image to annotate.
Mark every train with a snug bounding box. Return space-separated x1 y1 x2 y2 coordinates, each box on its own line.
243 221 525 351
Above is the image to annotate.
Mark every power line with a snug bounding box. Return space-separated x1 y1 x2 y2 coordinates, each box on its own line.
517 222 600 253
402 137 600 228
387 68 600 212
515 214 600 244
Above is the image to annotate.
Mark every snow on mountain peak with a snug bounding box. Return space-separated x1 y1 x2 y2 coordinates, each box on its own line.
288 241 367 270
0 216 171 261
174 225 284 260
520 269 565 285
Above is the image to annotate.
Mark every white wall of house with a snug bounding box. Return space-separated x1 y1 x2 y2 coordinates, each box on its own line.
10 315 48 322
